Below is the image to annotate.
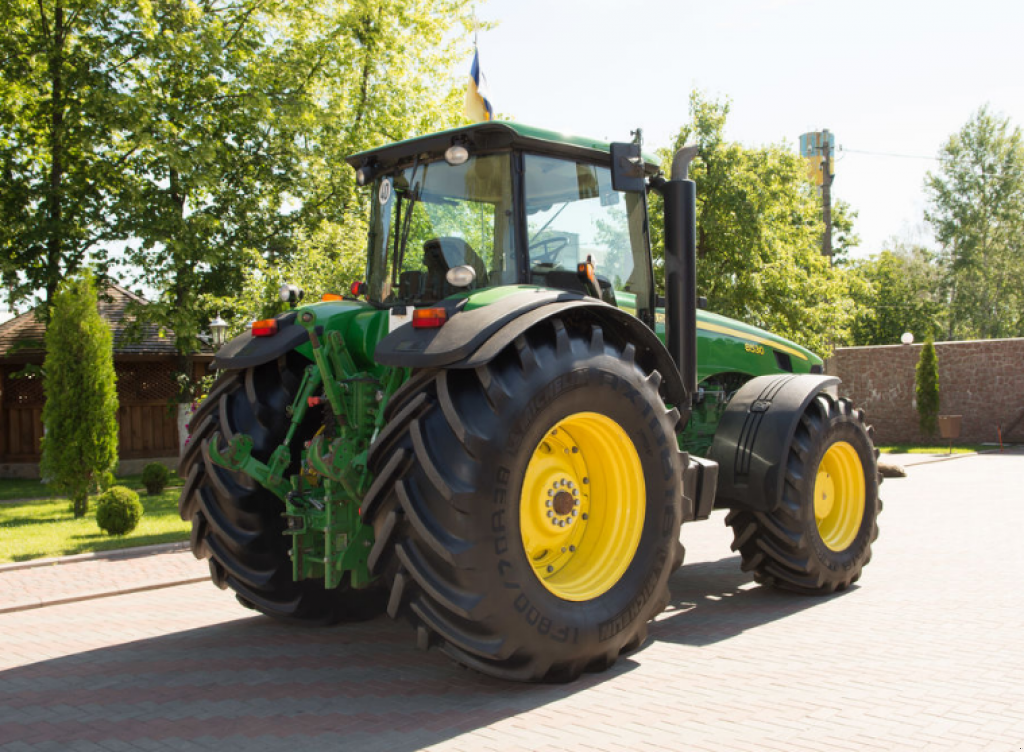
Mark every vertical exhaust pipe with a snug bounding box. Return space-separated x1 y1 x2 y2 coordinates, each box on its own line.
660 145 699 407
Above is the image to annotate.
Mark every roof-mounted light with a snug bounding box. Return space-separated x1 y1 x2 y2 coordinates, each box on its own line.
444 145 469 166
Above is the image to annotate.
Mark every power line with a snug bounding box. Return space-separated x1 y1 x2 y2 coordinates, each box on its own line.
839 147 940 161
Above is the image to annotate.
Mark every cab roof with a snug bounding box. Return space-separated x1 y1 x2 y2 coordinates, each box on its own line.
345 122 662 175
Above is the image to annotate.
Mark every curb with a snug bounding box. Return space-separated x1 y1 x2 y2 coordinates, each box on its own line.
0 576 211 615
0 540 192 573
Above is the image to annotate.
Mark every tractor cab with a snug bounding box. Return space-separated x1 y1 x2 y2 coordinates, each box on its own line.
350 122 659 327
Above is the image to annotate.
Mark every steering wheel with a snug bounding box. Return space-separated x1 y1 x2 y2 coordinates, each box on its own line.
530 236 571 265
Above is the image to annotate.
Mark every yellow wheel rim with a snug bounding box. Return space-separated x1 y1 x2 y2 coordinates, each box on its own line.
814 441 866 551
519 412 645 601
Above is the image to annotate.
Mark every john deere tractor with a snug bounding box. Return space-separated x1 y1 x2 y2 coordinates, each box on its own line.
179 122 880 682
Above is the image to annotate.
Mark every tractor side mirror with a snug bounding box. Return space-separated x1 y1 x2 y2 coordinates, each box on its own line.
610 142 645 193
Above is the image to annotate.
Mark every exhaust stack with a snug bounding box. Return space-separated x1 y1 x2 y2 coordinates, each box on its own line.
660 145 699 406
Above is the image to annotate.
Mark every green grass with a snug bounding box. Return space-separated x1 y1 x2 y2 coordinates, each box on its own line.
878 443 992 455
0 473 181 502
0 480 189 563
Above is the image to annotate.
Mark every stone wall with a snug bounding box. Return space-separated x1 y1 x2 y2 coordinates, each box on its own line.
826 338 1024 445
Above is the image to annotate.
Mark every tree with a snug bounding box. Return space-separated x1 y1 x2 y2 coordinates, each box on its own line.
650 92 857 356
119 0 478 359
40 271 118 517
925 106 1024 340
0 0 135 313
847 240 945 345
915 336 940 438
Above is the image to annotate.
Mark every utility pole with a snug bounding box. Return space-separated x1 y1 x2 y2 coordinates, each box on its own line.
799 129 835 263
821 129 833 262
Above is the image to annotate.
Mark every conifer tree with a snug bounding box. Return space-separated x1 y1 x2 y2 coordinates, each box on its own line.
915 336 940 438
40 271 119 517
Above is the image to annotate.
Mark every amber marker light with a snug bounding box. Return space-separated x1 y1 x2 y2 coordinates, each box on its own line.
321 293 344 302
251 319 278 337
412 307 448 329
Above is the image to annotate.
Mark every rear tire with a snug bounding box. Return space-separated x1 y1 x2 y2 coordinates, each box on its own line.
178 352 386 623
363 319 686 682
725 394 881 594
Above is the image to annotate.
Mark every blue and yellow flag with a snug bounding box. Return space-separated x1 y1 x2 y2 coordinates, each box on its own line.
464 47 493 123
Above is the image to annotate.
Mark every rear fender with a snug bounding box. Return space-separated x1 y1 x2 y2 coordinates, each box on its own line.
373 290 688 409
708 373 840 513
211 312 318 371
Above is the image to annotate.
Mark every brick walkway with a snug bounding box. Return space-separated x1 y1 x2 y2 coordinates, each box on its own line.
0 545 209 614
1 449 1023 751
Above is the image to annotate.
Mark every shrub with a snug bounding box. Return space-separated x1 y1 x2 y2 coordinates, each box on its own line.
96 486 144 536
915 336 940 437
40 271 119 517
141 463 171 495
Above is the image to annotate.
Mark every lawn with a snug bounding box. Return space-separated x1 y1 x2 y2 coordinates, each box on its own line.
0 477 190 563
877 443 994 455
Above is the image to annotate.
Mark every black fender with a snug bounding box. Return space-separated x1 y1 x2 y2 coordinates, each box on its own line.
211 312 320 371
708 373 840 513
373 289 688 409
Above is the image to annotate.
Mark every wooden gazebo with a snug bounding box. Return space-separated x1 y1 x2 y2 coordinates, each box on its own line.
0 283 214 476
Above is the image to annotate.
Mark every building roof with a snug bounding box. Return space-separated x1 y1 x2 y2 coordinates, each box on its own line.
0 281 215 360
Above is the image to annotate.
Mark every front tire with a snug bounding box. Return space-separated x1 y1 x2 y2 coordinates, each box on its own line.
178 353 386 623
725 394 881 594
363 319 687 682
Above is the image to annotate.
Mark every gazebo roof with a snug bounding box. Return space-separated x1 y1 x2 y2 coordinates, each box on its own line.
0 281 215 360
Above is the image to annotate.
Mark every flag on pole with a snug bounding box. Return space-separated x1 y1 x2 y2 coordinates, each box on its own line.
464 46 493 123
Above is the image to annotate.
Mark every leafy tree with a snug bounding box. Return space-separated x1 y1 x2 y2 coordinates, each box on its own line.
847 240 945 345
0 0 135 313
915 336 940 438
40 271 118 517
925 106 1024 340
204 0 483 338
650 92 857 356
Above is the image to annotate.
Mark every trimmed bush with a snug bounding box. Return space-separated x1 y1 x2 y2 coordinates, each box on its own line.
96 486 144 536
915 336 940 437
141 463 172 495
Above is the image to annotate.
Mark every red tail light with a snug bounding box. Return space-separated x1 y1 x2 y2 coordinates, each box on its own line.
350 281 368 298
251 319 278 337
412 307 448 329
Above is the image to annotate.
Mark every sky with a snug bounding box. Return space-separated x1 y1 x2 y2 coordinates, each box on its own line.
472 0 1024 257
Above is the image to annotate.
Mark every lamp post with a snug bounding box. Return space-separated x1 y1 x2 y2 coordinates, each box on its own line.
209 316 229 348
901 332 914 345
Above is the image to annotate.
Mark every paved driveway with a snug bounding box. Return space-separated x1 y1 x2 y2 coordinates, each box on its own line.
2 450 1023 751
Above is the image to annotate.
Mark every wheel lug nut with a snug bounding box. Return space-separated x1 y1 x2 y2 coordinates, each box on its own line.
582 513 589 520
572 446 579 453
547 510 553 517
569 545 576 552
572 509 577 516
547 565 554 573
582 477 589 484
546 500 552 507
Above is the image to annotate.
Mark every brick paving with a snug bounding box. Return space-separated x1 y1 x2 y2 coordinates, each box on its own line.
0 545 209 614
1 449 1023 751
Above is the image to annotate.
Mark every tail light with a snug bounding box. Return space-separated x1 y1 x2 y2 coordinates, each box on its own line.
412 308 448 329
321 293 344 302
350 281 368 298
251 319 278 337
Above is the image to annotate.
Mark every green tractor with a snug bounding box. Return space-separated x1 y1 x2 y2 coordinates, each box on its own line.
179 122 880 682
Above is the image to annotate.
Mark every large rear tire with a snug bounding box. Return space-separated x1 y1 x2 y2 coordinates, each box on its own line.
362 319 686 682
178 352 386 623
725 394 881 594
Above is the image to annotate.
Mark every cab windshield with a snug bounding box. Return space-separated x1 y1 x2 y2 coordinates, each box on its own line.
366 153 516 305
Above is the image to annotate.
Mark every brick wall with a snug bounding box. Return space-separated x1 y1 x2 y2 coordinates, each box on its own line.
826 338 1024 444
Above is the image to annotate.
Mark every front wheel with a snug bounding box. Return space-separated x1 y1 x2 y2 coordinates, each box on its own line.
363 319 687 682
725 394 881 594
